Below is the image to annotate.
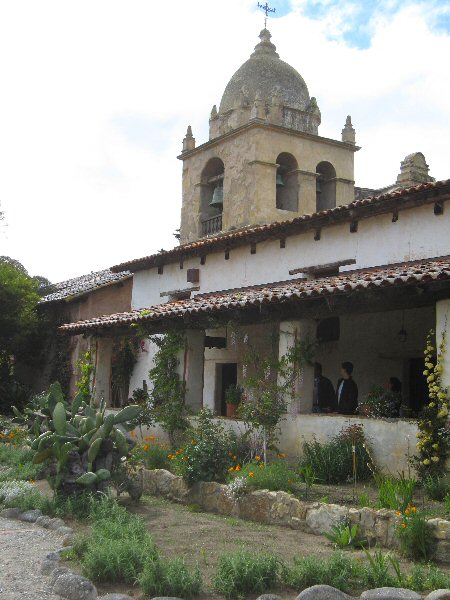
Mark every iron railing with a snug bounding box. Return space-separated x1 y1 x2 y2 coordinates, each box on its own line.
201 214 222 236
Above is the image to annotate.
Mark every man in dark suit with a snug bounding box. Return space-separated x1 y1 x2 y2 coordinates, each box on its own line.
336 361 358 415
312 362 336 413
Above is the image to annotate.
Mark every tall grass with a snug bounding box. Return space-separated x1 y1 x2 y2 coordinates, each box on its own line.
287 552 361 592
139 557 202 598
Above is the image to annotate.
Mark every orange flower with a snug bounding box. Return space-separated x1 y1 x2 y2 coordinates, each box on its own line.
249 472 254 478
9 432 15 439
149 435 155 441
255 455 261 461
411 506 417 513
131 431 135 438
29 480 36 484
143 444 149 451
144 436 150 442
233 455 237 461
235 465 241 472
229 452 233 457
405 509 410 515
229 466 235 472
396 511 401 517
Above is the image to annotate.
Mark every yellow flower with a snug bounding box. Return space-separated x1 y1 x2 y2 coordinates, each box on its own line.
130 431 135 438
229 466 234 472
401 523 407 528
405 509 410 515
411 506 417 512
431 456 440 463
255 455 261 461
432 443 439 450
396 511 401 517
277 453 281 459
249 472 254 478
423 459 431 465
9 432 14 439
236 465 241 472
282 453 287 458
259 464 265 469
149 435 155 441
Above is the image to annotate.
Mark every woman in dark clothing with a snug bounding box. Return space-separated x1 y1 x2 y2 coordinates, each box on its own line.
336 361 358 415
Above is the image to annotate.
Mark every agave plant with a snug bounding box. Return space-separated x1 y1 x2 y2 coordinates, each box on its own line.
26 382 141 496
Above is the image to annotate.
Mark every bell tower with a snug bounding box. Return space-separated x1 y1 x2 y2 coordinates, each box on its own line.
178 29 358 245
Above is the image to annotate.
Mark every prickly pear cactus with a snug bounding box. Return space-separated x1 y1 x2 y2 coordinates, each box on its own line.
29 382 141 497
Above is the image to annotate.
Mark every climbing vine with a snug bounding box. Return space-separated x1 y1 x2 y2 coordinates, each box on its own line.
149 331 189 446
414 329 449 479
76 349 95 402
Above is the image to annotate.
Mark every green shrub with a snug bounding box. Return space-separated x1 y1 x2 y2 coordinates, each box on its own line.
233 459 299 493
325 521 365 549
0 444 41 482
362 549 397 588
0 479 46 510
213 550 285 599
404 563 450 591
140 557 202 598
287 552 361 592
423 475 450 501
301 425 373 484
130 440 172 471
395 507 435 561
376 474 416 512
81 536 156 583
75 496 157 583
175 409 235 484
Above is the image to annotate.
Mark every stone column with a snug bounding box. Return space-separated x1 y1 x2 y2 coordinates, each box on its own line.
182 330 205 413
93 337 113 407
436 299 450 390
295 170 317 215
278 320 315 415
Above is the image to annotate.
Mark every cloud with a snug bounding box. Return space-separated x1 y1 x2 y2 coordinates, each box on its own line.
0 0 448 282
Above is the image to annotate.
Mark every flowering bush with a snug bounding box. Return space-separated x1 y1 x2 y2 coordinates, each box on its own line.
130 436 171 471
395 503 434 560
0 480 37 505
229 456 299 493
175 409 236 484
414 330 449 479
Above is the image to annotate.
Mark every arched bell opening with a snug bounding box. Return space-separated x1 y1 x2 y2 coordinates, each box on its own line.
316 161 336 212
275 152 299 212
200 158 224 236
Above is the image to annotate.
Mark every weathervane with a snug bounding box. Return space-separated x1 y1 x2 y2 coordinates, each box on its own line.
257 2 276 28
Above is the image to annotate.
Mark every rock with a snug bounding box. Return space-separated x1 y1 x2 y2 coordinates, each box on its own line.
256 595 283 600
295 584 353 600
435 540 450 563
36 515 52 527
63 533 75 546
348 508 361 525
290 516 310 531
239 489 276 523
430 519 450 540
270 491 297 524
46 551 61 561
57 526 74 536
53 572 97 600
305 504 348 535
198 481 228 513
424 590 450 600
359 507 376 533
19 509 42 522
0 507 21 519
291 499 308 520
150 598 185 600
49 567 70 586
40 558 60 575
48 517 66 530
360 588 422 600
98 595 135 600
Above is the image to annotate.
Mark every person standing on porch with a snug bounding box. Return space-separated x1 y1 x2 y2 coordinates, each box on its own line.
312 362 335 413
336 361 358 414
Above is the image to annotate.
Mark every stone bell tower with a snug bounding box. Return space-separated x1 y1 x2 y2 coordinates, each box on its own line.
178 29 358 245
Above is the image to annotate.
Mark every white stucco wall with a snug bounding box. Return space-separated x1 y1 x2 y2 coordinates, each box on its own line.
135 414 419 474
131 200 449 311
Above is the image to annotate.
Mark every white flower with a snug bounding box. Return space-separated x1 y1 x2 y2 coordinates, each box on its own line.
0 480 36 503
226 476 248 500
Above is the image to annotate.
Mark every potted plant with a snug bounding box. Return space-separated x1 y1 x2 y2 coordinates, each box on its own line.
225 384 242 418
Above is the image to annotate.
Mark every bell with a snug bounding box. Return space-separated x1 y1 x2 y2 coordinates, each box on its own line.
276 173 285 187
210 184 223 208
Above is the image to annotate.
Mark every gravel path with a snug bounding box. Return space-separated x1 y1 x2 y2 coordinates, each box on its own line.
0 516 62 600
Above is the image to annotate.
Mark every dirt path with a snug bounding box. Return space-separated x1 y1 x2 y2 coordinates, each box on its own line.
0 516 61 600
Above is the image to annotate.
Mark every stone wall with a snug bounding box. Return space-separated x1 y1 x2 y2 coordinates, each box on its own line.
143 469 450 564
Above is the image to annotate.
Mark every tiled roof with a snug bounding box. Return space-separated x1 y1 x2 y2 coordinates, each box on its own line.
111 179 450 273
41 269 132 303
60 256 450 334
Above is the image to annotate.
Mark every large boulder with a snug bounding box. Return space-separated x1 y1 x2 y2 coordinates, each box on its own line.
53 572 97 600
305 504 348 535
295 584 353 600
360 588 422 600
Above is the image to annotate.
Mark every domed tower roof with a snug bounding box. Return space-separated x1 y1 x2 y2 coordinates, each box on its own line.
219 29 311 113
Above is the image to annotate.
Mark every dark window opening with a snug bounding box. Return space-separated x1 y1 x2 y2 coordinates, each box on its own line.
205 336 227 349
200 158 224 236
316 317 340 342
276 153 299 212
216 363 237 417
316 161 336 212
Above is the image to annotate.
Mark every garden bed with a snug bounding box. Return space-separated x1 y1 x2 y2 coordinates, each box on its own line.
143 468 450 564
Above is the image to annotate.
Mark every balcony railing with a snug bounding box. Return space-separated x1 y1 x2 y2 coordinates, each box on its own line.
201 214 222 236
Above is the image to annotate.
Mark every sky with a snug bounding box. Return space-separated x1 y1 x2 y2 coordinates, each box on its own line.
0 0 449 283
